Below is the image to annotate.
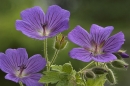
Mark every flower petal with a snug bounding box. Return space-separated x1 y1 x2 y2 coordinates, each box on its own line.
0 48 28 74
90 24 114 44
45 5 70 30
25 54 46 74
68 25 91 48
5 74 19 83
49 19 69 37
21 73 43 86
20 6 45 29
103 32 125 53
16 20 47 40
92 53 117 62
0 53 14 73
69 48 92 62
5 48 28 68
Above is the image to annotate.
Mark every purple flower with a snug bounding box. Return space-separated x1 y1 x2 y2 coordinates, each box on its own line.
0 48 46 86
16 5 70 40
68 24 125 62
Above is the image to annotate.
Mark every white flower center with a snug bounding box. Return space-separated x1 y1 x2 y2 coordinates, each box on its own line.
88 41 105 56
15 64 27 78
90 45 103 56
38 29 50 36
38 24 50 36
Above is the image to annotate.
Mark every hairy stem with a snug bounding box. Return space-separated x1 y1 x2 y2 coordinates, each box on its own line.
44 39 49 86
44 39 49 70
78 61 94 73
50 49 59 66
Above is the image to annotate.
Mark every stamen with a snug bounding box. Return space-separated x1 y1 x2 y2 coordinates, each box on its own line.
38 24 50 36
88 40 104 56
16 64 27 78
42 24 47 36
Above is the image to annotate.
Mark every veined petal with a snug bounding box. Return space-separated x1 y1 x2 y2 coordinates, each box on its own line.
21 6 45 29
25 54 46 74
22 73 43 86
90 24 114 44
16 20 47 40
45 5 70 30
5 74 19 83
69 48 92 62
5 48 28 67
6 48 28 69
68 25 91 48
0 53 15 73
103 32 125 53
92 53 117 62
49 19 69 37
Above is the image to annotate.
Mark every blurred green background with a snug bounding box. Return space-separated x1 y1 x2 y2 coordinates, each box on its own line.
0 0 130 86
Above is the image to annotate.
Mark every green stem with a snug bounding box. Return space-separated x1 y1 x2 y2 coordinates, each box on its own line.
44 39 48 62
44 39 49 71
19 81 24 86
78 61 94 73
49 49 59 68
44 39 49 86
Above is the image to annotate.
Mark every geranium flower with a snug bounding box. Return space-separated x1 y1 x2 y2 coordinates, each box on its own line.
0 48 46 86
68 24 125 62
16 5 70 40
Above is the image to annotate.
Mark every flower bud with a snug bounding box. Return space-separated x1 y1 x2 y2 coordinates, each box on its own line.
91 67 108 75
85 70 96 79
117 50 129 58
54 33 68 50
113 53 122 59
111 60 128 69
106 69 117 85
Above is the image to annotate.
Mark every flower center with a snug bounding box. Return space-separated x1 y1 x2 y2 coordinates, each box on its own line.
38 24 50 36
88 41 105 56
15 64 27 78
90 44 103 56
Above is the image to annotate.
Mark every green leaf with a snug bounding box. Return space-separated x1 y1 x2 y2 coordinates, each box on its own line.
86 74 106 86
56 80 68 86
51 65 62 72
62 63 73 74
39 71 60 84
75 73 85 86
42 63 77 85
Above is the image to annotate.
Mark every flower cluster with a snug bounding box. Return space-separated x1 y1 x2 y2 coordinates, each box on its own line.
0 5 129 86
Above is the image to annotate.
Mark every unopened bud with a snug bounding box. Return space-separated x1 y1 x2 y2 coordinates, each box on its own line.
111 60 128 69
117 50 129 58
85 70 96 79
54 33 68 50
91 67 108 75
113 53 122 59
106 69 117 85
